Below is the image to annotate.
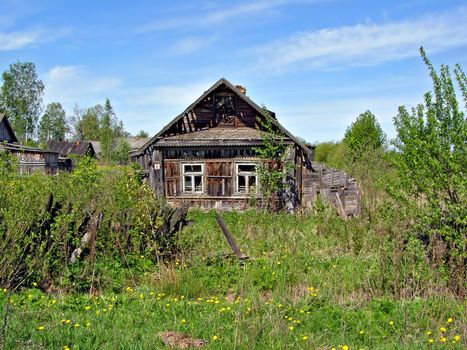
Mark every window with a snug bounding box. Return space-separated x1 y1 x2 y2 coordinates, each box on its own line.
183 163 204 193
236 164 257 194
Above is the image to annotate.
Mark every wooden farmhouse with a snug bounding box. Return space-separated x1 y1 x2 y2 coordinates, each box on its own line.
131 78 315 211
0 114 59 175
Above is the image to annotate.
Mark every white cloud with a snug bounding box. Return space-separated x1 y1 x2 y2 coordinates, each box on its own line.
167 36 211 55
138 0 316 32
126 81 212 109
255 8 467 71
0 31 40 50
44 65 122 107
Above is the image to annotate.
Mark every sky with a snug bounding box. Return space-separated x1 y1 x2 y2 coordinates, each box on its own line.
1 0 466 143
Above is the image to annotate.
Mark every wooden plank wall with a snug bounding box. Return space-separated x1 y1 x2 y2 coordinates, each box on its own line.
302 162 360 218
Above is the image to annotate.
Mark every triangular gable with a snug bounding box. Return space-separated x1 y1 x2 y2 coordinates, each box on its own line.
134 78 312 157
0 113 18 143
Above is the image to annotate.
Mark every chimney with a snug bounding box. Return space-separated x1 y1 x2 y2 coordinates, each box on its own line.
235 85 247 95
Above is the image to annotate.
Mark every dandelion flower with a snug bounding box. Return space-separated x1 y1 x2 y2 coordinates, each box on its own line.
212 335 218 341
447 317 453 323
389 321 394 325
38 326 45 331
454 335 461 341
302 336 308 340
84 306 91 310
440 337 447 343
440 327 447 333
426 331 432 335
342 346 349 350
359 330 364 334
428 339 434 344
289 326 294 331
74 323 80 328
32 282 37 287
181 319 186 324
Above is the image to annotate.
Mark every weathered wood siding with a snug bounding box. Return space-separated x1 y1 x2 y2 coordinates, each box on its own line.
164 161 180 197
206 161 233 197
160 86 260 138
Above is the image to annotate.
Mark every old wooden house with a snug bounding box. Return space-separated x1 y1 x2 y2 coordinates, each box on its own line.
0 114 59 174
131 78 315 210
47 140 96 170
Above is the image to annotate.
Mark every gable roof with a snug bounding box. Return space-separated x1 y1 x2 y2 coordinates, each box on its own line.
0 113 18 143
133 78 312 157
47 140 95 157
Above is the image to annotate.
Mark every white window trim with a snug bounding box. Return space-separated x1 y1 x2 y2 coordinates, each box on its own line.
235 163 259 195
182 163 204 194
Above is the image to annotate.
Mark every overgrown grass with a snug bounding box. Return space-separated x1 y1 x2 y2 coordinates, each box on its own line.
1 210 465 349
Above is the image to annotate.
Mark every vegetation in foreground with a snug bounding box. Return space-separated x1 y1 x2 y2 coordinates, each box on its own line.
1 210 465 349
0 50 465 349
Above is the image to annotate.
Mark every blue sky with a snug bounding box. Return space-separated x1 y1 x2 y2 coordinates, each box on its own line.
1 0 466 142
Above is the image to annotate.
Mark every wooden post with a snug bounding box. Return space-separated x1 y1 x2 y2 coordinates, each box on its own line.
215 213 242 259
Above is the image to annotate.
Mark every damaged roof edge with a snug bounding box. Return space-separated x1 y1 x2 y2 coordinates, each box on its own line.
132 78 313 158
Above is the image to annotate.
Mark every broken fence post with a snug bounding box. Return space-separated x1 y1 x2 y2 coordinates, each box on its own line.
215 213 245 259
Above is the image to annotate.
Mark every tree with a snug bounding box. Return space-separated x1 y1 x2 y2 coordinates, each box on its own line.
393 48 466 291
343 110 386 157
254 106 291 210
100 98 124 163
78 104 103 141
136 130 149 138
38 102 67 145
0 61 44 141
114 138 131 164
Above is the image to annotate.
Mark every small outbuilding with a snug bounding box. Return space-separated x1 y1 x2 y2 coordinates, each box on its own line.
0 114 59 174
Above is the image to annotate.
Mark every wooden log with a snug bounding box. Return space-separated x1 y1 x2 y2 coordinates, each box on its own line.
215 213 246 259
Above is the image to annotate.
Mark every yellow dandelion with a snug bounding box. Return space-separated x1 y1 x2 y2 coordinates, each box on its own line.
447 317 453 323
38 325 45 331
32 282 37 287
84 306 91 310
359 330 364 334
139 293 144 299
389 321 394 325
428 339 434 344
74 323 80 328
342 346 349 350
440 337 447 343
426 331 432 335
212 335 218 341
440 327 447 333
454 335 461 342
289 326 294 331
65 320 71 324
181 319 186 324
277 304 283 308
86 322 91 327
302 336 308 341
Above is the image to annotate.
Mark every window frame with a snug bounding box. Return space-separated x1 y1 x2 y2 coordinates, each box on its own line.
235 163 258 195
182 163 204 194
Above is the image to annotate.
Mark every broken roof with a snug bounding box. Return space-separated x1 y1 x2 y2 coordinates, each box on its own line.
47 140 94 157
133 78 312 157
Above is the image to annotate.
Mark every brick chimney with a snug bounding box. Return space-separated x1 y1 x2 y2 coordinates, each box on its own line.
235 85 247 95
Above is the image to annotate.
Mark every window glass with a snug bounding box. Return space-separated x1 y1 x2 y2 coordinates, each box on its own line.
238 164 256 173
183 163 203 193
